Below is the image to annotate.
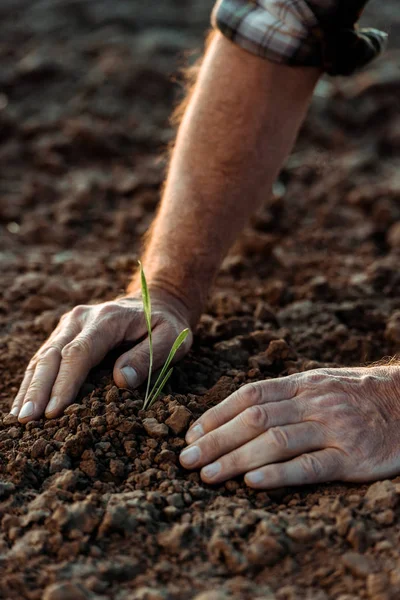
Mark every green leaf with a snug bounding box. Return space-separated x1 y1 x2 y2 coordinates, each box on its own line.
146 328 190 408
147 367 174 409
139 261 153 407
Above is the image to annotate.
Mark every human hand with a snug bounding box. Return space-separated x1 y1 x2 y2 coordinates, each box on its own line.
12 289 192 423
180 366 400 489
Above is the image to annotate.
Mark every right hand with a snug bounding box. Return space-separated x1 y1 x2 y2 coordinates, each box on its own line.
11 289 193 423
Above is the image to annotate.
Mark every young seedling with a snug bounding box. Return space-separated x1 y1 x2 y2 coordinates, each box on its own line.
139 261 189 410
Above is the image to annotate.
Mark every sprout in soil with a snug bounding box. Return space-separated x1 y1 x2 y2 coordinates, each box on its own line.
139 261 189 410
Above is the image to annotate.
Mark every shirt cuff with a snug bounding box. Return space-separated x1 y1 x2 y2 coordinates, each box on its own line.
211 0 387 76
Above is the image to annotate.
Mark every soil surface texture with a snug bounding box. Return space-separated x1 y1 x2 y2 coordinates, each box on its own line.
1 1 400 599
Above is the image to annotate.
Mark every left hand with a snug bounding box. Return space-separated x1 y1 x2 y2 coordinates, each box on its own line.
179 366 400 489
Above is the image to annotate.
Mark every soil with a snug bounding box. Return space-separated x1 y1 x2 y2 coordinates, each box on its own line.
1 1 400 599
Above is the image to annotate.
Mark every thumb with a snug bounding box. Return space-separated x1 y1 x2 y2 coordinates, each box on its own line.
113 323 183 390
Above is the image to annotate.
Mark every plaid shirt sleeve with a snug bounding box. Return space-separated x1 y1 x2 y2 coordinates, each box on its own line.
211 0 387 76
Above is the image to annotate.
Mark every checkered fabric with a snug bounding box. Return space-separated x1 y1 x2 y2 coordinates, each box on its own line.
211 0 387 75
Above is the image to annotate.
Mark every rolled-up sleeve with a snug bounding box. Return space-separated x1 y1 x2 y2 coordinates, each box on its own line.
211 0 387 76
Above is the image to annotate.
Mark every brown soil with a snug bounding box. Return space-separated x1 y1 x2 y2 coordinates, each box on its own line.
1 2 400 599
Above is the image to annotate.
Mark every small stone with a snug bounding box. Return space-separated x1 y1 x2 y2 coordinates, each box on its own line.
49 453 72 474
266 339 297 361
109 459 125 477
53 500 101 535
99 504 137 535
105 386 120 404
346 522 367 552
276 585 301 600
342 552 375 578
2 414 18 426
42 582 90 600
367 572 389 597
130 588 166 600
245 535 286 567
158 523 192 553
50 470 79 491
31 438 47 458
365 480 398 510
166 493 184 508
286 523 320 543
142 418 168 439
373 509 395 525
0 480 16 499
165 405 192 435
80 459 99 478
7 426 21 439
254 301 278 324
336 510 353 537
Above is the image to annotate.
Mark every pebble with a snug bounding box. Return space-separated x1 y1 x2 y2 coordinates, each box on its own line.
342 551 375 578
192 592 229 600
2 413 18 426
42 582 91 600
105 386 120 404
286 523 321 543
165 405 192 435
0 480 16 499
142 418 169 439
31 438 47 458
130 588 166 600
365 480 398 510
366 572 389 596
158 522 192 553
49 452 72 474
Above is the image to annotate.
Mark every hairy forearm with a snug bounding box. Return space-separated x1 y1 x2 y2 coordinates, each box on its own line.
129 32 320 326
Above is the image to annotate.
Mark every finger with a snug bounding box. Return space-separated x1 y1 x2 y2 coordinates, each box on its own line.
244 448 344 489
186 376 299 444
15 319 82 421
180 399 304 470
10 366 36 417
44 326 115 418
17 348 63 422
113 322 188 390
198 422 325 484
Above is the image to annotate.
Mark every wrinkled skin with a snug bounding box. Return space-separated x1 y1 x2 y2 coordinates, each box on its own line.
12 291 192 423
180 366 400 489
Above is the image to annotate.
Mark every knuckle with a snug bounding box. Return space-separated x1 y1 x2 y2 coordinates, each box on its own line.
240 382 262 407
302 369 330 386
70 305 88 320
37 346 61 361
241 405 269 431
300 453 323 481
26 360 38 373
62 337 91 358
268 426 290 451
97 302 118 318
360 373 377 391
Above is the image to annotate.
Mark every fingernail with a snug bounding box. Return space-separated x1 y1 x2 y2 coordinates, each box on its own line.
186 424 204 444
19 401 34 420
180 446 201 467
202 462 221 480
10 407 19 417
121 366 138 389
246 471 264 485
45 397 58 415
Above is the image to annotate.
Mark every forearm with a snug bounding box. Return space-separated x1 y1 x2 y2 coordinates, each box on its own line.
129 32 320 326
